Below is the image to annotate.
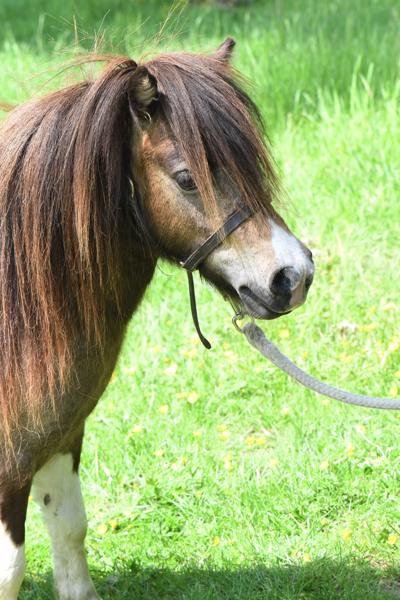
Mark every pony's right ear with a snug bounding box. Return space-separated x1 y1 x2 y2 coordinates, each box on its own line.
129 68 159 124
215 37 236 62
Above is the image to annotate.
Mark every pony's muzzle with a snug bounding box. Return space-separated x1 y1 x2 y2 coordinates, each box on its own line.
270 262 314 310
238 257 314 319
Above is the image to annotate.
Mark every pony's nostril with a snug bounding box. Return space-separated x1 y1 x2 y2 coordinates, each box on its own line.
305 271 314 290
270 266 301 296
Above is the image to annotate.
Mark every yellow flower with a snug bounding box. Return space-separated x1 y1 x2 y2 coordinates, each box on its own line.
159 404 169 414
181 348 197 359
151 344 161 353
358 323 378 333
153 449 165 457
345 443 355 457
216 424 228 432
164 363 178 376
176 391 188 399
321 398 330 406
395 370 400 378
224 457 232 471
192 430 202 438
124 365 137 374
224 350 238 361
388 338 400 353
389 385 398 398
339 352 352 363
355 424 366 434
109 519 118 531
255 436 267 446
281 406 291 416
219 430 231 441
96 523 108 535
387 533 398 545
279 328 290 339
320 517 329 526
254 365 264 373
320 460 330 471
340 528 352 541
187 391 199 404
302 552 312 563
245 434 265 445
302 351 309 359
381 302 397 312
269 458 279 469
171 456 187 470
129 424 143 435
212 536 221 546
194 490 203 498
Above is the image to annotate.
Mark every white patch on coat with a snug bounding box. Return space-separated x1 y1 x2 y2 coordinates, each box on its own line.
32 454 100 600
269 220 306 271
0 523 25 600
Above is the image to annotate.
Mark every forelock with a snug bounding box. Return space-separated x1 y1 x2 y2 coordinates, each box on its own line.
144 52 279 221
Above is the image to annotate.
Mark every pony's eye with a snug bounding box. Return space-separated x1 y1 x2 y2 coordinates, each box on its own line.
174 169 197 192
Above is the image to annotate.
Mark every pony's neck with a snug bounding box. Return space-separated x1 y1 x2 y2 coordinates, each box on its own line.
110 230 157 325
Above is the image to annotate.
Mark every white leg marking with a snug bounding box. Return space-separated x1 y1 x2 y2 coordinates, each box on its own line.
0 523 25 600
32 454 100 600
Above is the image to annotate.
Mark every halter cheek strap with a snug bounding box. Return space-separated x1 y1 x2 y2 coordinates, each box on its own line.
180 206 253 349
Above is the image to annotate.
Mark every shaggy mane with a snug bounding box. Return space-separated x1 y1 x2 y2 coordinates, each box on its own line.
0 49 278 445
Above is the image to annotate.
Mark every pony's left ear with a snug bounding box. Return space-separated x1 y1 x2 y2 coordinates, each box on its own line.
215 37 236 62
129 68 158 122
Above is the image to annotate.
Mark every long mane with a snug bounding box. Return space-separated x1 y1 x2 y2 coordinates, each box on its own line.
0 57 143 444
0 49 278 445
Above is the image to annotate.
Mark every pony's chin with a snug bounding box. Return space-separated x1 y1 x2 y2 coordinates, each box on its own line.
237 286 292 320
200 270 291 321
243 306 285 320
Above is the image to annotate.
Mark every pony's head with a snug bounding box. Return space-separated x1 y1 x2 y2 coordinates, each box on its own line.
135 39 314 319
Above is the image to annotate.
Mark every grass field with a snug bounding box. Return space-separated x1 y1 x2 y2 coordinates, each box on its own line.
1 1 400 598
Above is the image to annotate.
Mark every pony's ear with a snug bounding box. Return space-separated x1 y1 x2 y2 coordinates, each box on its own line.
129 68 158 123
215 37 236 62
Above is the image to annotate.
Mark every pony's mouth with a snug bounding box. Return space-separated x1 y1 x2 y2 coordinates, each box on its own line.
200 268 292 321
237 286 292 320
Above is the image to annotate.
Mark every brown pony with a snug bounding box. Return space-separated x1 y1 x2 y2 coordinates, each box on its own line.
0 39 314 600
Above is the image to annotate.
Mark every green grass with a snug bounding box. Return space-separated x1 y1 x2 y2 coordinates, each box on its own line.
1 1 400 598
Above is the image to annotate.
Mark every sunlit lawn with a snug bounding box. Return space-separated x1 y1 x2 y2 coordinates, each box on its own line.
1 1 399 598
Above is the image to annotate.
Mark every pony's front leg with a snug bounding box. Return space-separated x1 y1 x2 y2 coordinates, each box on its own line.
32 443 101 600
0 481 31 600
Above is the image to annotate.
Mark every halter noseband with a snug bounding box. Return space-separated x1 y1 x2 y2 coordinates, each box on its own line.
180 206 253 349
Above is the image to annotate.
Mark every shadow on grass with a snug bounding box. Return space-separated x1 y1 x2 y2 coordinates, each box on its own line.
21 558 400 600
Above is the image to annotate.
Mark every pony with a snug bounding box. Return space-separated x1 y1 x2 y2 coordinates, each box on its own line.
0 38 314 600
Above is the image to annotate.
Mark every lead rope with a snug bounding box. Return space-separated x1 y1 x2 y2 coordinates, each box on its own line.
186 271 211 349
235 317 400 410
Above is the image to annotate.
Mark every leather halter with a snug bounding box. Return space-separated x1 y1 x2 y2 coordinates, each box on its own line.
180 206 253 349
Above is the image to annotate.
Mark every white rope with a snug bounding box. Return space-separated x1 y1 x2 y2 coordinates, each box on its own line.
243 322 400 410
